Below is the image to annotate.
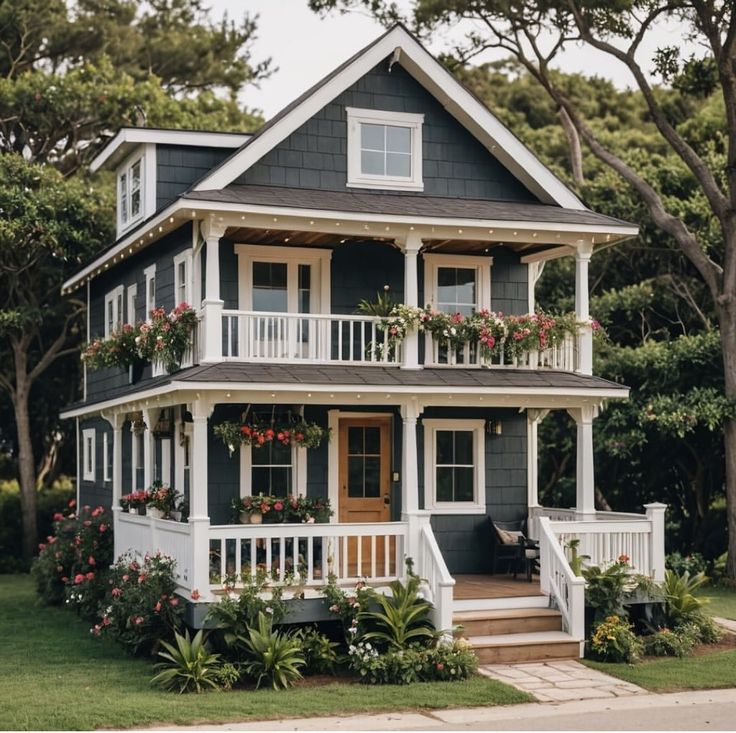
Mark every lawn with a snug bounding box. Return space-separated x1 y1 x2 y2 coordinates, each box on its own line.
0 575 530 731
703 585 736 620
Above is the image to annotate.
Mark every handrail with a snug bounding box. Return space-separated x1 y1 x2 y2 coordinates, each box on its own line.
538 516 585 642
417 522 455 632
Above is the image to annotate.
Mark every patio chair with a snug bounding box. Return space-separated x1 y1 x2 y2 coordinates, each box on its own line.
490 517 539 581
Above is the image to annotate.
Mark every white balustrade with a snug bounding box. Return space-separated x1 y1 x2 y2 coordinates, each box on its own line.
221 310 401 365
426 334 576 371
417 522 455 632
207 521 408 589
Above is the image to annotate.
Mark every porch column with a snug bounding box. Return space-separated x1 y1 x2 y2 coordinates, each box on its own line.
400 399 421 516
575 241 594 375
201 219 227 364
567 405 596 517
189 398 212 600
526 409 549 537
400 231 422 370
110 412 125 560
644 502 667 581
141 408 155 490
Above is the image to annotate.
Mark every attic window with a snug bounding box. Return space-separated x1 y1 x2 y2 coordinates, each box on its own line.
346 108 423 191
118 156 143 230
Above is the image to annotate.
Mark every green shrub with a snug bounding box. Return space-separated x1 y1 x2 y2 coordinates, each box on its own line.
151 629 222 694
582 559 633 622
666 552 707 576
32 502 113 614
213 662 241 690
662 569 708 625
589 615 643 663
94 552 184 655
292 626 340 675
680 615 722 644
241 612 305 689
643 627 696 658
421 639 478 682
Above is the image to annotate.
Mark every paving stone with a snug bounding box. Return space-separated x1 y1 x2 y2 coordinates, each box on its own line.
541 687 615 702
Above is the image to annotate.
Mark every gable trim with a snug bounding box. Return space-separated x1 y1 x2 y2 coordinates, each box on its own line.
192 25 584 210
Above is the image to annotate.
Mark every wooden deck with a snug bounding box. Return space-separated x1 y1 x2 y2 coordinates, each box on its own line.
454 574 543 600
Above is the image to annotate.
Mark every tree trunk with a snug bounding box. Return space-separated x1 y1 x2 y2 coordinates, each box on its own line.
558 106 584 185
12 355 37 562
720 303 736 580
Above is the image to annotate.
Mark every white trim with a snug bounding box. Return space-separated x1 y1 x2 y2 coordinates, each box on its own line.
234 244 332 313
173 249 193 306
82 428 96 482
91 128 251 172
160 438 172 487
143 264 157 317
423 418 486 514
346 107 423 191
104 285 125 339
423 253 492 312
126 283 138 325
102 431 111 483
191 26 584 210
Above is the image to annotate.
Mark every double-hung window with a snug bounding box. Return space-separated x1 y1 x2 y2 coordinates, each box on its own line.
82 428 96 482
173 250 193 306
424 254 492 315
104 286 124 339
143 265 156 317
118 157 143 230
423 419 485 514
346 108 423 190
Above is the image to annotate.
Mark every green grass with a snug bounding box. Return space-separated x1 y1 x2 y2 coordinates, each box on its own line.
0 576 530 731
703 585 736 620
584 650 736 692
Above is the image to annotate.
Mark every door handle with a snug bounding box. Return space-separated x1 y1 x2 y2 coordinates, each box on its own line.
383 494 390 506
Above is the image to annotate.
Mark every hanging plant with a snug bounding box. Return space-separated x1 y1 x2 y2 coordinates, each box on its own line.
214 418 330 456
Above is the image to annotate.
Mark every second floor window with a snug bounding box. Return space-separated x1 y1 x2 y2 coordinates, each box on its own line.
118 157 143 229
144 265 156 317
104 286 124 338
173 251 192 306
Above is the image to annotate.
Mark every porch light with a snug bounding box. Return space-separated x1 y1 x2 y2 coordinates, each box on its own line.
487 419 503 436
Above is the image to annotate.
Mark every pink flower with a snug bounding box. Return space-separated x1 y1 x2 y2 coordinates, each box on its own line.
191 589 200 601
169 598 179 607
154 601 162 613
85 571 95 581
274 501 284 512
436 662 445 670
88 555 96 566
122 574 129 582
111 587 122 598
99 523 108 533
38 543 46 551
92 507 104 517
74 574 85 585
132 615 144 625
53 512 64 521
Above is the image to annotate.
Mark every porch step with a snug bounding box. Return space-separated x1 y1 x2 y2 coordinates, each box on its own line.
465 630 581 665
453 594 549 613
454 607 563 637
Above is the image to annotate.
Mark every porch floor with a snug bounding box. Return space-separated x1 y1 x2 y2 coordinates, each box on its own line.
454 574 543 600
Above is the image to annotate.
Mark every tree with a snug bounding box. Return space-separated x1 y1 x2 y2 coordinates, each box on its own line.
0 0 269 560
310 0 736 578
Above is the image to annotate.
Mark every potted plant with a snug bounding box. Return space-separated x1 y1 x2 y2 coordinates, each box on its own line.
146 481 180 520
120 490 149 514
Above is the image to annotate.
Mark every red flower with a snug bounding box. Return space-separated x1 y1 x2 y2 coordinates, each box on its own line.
154 601 162 613
241 425 251 435
61 576 68 583
274 501 284 511
295 432 304 442
99 524 108 533
92 507 104 518
74 574 85 585
277 432 285 441
257 434 265 445
88 555 96 566
138 573 147 584
436 662 445 670
191 589 200 601
111 587 122 598
53 512 64 521
68 499 76 509
265 428 274 440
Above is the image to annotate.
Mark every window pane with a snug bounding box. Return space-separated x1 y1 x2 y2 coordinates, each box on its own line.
361 123 384 150
253 262 288 312
437 267 476 315
363 457 381 497
298 264 310 314
386 125 411 153
455 268 476 307
131 188 141 217
269 467 291 494
454 467 475 502
436 467 453 502
347 456 364 498
386 152 411 178
436 430 454 465
363 426 380 455
252 439 291 466
131 161 141 188
348 426 363 455
361 149 384 176
454 431 474 464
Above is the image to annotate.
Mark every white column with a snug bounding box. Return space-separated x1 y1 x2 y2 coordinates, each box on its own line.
200 219 227 363
189 398 212 600
567 405 596 517
644 502 667 581
141 408 155 490
575 241 594 375
110 413 124 561
400 231 422 370
526 409 549 538
400 399 420 516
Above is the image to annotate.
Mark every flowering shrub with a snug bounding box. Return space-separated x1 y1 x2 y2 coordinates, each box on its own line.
589 615 643 663
214 419 330 456
642 626 697 658
119 490 150 510
32 501 113 612
82 302 197 373
322 577 376 643
93 552 184 655
231 494 332 523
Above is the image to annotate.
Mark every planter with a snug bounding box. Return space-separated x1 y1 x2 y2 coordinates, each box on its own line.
147 506 165 520
239 511 251 524
127 506 138 514
129 358 146 384
170 510 182 522
250 511 263 524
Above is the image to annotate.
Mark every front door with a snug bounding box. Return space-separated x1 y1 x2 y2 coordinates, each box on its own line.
338 416 393 576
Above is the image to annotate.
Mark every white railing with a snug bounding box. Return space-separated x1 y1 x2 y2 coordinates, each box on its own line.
538 516 585 644
220 310 401 365
115 511 193 591
207 521 408 589
426 334 576 371
417 520 455 632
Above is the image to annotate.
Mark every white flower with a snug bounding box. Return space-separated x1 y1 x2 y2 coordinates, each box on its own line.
265 606 274 614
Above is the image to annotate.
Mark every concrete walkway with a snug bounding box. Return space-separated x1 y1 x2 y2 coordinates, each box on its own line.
714 616 736 633
478 660 646 702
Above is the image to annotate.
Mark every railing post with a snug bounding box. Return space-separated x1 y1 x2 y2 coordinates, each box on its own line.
575 241 594 375
200 219 227 364
539 517 551 594
644 502 667 581
399 231 422 370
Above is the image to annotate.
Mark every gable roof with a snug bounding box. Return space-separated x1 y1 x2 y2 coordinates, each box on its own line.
191 24 585 210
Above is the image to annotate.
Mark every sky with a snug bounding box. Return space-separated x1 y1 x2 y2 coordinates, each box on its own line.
207 0 696 120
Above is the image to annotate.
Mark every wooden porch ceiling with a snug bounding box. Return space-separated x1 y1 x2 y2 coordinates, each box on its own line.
224 226 553 258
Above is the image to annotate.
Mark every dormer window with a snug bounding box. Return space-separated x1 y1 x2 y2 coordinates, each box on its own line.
118 156 143 231
346 108 423 191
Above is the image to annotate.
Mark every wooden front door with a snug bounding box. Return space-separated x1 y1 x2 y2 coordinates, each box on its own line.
338 416 394 576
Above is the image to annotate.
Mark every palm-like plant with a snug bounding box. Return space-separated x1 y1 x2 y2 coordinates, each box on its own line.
241 612 305 689
662 570 709 624
358 573 435 650
150 629 222 694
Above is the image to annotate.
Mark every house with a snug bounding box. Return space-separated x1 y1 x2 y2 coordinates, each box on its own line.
60 24 666 662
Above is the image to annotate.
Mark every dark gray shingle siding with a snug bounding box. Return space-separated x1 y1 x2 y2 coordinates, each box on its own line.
156 146 232 210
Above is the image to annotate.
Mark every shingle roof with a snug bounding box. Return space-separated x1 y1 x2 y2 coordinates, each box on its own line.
182 184 633 229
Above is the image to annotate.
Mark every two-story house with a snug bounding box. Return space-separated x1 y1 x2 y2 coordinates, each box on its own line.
60 25 667 662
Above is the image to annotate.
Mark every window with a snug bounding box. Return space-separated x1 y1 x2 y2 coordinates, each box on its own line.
423 419 485 514
346 426 381 498
143 265 156 317
173 250 193 306
346 108 423 191
126 284 138 325
102 432 111 483
82 428 96 482
424 255 492 314
251 440 293 495
118 157 143 229
104 286 124 338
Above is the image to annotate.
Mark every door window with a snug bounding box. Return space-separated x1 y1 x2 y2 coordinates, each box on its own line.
346 426 381 498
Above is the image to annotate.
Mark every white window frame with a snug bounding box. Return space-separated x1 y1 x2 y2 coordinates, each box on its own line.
143 264 157 318
104 285 125 339
423 254 492 313
102 432 111 483
126 283 138 325
116 144 156 237
346 107 424 191
239 443 307 497
117 155 143 232
423 418 486 514
173 250 193 306
82 428 96 483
